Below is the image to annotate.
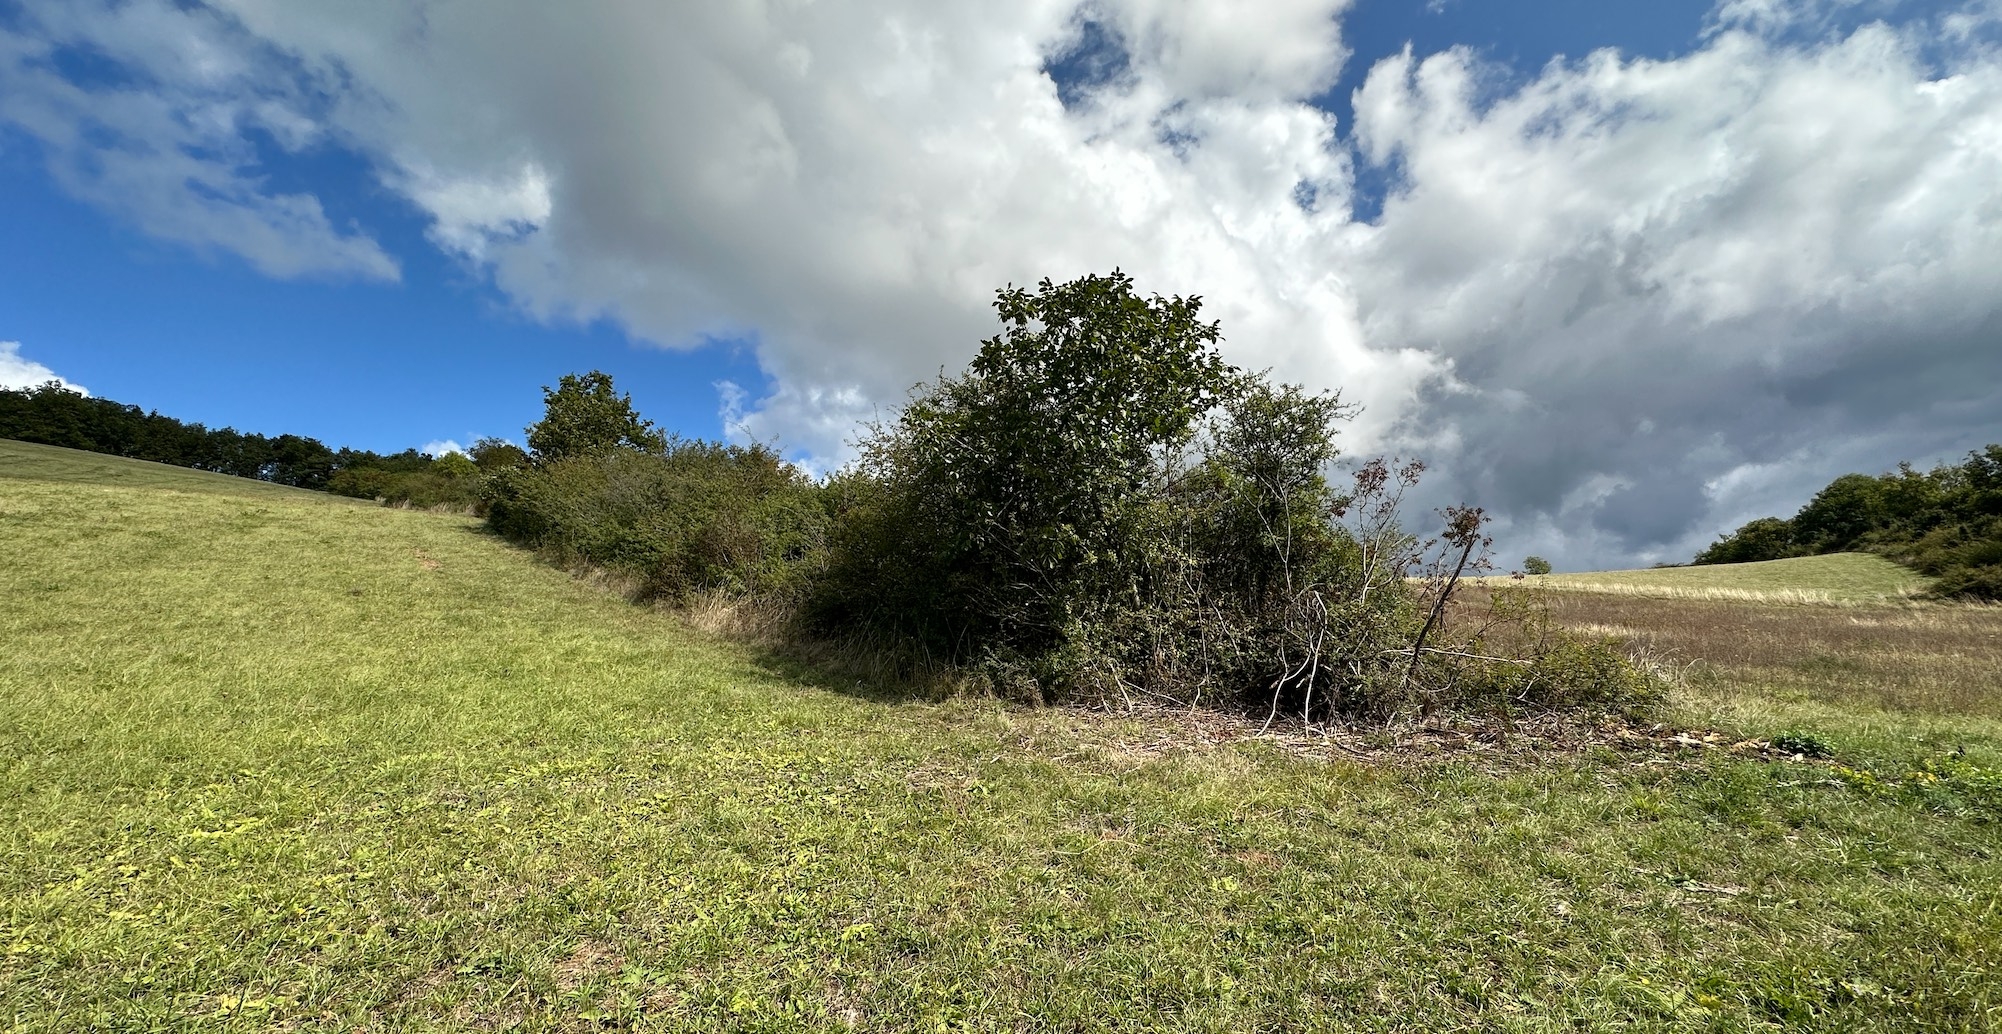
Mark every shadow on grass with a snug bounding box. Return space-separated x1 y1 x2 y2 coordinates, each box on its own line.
451 520 958 708
738 642 954 708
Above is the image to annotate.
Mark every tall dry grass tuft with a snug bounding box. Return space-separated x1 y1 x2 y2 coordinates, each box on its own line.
384 498 480 516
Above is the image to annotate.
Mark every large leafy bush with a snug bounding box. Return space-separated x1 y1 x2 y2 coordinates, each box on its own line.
813 273 1652 720
486 442 826 602
482 280 1658 722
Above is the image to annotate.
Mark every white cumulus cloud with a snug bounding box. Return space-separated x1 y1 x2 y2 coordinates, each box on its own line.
0 1 397 280
6 0 2001 567
0 341 88 395
1343 11 2002 563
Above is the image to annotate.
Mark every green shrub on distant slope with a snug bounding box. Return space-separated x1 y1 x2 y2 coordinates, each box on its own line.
1693 517 1800 565
486 439 827 603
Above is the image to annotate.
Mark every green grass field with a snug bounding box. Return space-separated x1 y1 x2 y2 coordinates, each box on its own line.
0 439 363 503
1492 553 1933 604
3 442 2000 1032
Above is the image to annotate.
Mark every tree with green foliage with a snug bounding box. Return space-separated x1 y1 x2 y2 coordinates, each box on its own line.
469 437 529 471
526 371 667 462
269 434 338 490
0 381 351 489
1693 446 2002 599
1523 556 1552 575
813 272 1649 719
1793 473 1887 552
834 271 1236 654
1694 516 1798 565
0 382 490 510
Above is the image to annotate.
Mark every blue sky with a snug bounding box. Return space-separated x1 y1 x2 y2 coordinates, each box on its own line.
3 0 1998 568
0 78 768 455
4 0 1720 452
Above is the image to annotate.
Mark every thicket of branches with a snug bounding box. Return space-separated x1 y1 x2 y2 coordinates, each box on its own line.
1695 448 2002 599
488 273 1660 724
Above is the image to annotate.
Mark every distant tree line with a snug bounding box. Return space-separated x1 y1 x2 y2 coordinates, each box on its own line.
0 380 512 507
485 274 1662 723
1694 447 2002 599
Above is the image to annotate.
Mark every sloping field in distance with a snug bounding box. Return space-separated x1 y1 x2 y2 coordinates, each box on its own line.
1502 553 1931 604
0 438 361 502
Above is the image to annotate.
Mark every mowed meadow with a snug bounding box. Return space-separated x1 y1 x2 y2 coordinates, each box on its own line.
3 440 2000 1032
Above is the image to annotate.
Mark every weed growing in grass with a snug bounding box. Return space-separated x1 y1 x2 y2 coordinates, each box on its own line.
1770 732 1835 759
1824 752 2002 820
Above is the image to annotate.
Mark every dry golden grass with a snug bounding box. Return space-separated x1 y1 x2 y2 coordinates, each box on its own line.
1506 582 1900 606
1473 552 1933 604
1517 588 2002 725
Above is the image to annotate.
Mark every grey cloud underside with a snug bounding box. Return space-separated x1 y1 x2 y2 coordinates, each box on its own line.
1347 16 2002 566
5 1 2000 569
1402 308 2002 561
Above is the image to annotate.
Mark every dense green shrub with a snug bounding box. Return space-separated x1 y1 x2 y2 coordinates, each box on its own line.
479 284 1660 723
811 273 1657 721
327 466 484 509
485 442 827 602
1441 633 1662 717
485 371 825 600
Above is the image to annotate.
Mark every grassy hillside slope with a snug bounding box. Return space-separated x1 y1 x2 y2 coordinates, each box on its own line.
1504 553 1932 604
2 452 1999 1031
0 438 361 502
